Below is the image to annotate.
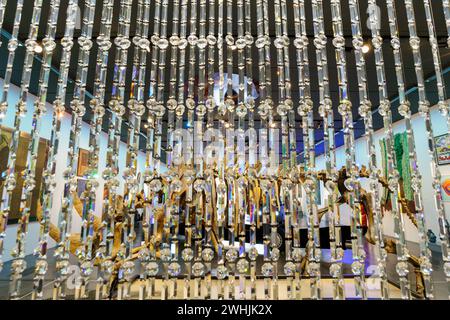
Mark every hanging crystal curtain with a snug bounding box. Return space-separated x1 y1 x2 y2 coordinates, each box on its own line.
0 0 448 300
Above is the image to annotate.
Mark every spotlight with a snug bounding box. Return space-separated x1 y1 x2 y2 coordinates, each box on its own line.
362 44 370 54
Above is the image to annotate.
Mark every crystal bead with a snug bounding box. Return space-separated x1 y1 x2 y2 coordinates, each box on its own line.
23 174 36 192
225 35 234 46
176 105 185 116
332 36 345 48
378 100 391 117
344 178 355 191
358 100 372 118
216 265 228 280
307 262 320 277
102 260 114 275
248 247 258 261
169 35 180 47
146 262 159 276
437 100 448 117
197 37 208 49
284 262 296 276
235 37 246 49
396 261 409 277
207 35 217 45
329 263 341 278
11 259 27 274
245 34 254 45
236 259 249 274
418 101 430 116
168 262 181 277
188 35 198 46
81 261 94 277
236 105 247 118
391 37 401 50
5 175 16 192
419 257 433 276
56 260 69 275
182 248 194 262
226 248 238 262
352 36 364 49
138 38 150 51
34 260 48 276
196 104 207 116
273 37 283 49
338 100 352 116
61 37 74 50
186 98 196 110
194 179 205 192
372 36 383 49
277 104 288 116
303 179 315 194
7 39 19 52
351 261 363 275
160 248 172 262
443 262 450 277
271 248 280 261
178 37 188 49
292 248 303 262
0 101 7 116
138 248 150 262
149 179 162 192
255 36 266 48
202 248 214 262
261 263 274 277
152 104 166 117
409 36 420 50
192 262 205 277
398 102 411 118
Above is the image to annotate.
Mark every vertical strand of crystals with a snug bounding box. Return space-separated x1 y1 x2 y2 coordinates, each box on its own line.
147 0 163 300
405 0 450 296
386 0 433 299
279 0 296 300
7 0 43 299
235 0 249 301
0 0 6 45
181 0 196 300
94 0 115 300
284 0 300 299
157 0 171 300
197 0 212 300
423 0 450 120
255 0 271 300
347 0 370 300
443 0 450 48
0 0 25 273
136 1 152 300
31 0 61 300
298 0 322 300
110 0 132 300
52 1 78 300
355 0 389 299
311 0 344 299
177 0 192 301
215 0 229 300
224 0 237 301
244 0 258 301
369 0 410 299
168 0 182 300
73 0 97 300
131 0 145 300
332 0 367 300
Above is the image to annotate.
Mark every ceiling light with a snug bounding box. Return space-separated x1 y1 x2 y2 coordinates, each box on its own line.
362 44 370 54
